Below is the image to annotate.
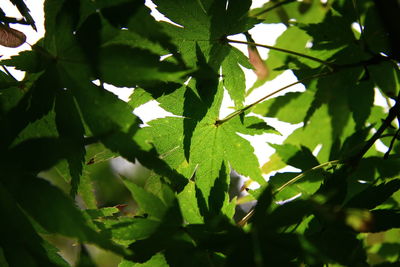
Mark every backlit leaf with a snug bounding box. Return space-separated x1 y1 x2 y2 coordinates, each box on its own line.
123 179 168 220
3 174 128 257
152 0 257 107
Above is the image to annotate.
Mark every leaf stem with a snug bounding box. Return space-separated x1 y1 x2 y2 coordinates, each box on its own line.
237 209 254 227
275 160 341 193
237 159 341 226
226 38 335 71
215 71 331 126
252 0 297 17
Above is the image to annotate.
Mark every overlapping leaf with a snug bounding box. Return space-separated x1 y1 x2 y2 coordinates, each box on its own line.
250 0 330 25
0 183 69 267
1 174 128 258
247 1 331 89
141 82 275 210
152 0 256 107
0 0 400 266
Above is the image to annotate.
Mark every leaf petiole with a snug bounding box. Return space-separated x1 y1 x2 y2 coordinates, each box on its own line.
237 159 342 226
215 71 331 126
226 38 335 71
274 160 341 193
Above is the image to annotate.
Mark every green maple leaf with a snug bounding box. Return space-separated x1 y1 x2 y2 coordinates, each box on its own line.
152 0 256 107
55 89 86 198
190 115 263 201
247 1 331 90
250 0 329 25
142 81 275 208
261 105 352 174
189 87 269 203
0 171 129 258
138 116 195 179
12 0 189 90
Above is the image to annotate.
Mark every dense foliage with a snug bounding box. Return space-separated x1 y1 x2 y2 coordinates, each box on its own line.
1 0 400 266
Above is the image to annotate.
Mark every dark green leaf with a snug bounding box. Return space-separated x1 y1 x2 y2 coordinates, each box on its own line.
152 0 256 107
345 179 400 210
9 0 36 30
351 157 400 182
104 217 160 242
0 183 69 267
63 73 187 190
0 70 58 150
97 45 188 87
2 138 74 173
1 48 49 73
3 174 128 257
127 201 183 263
238 116 279 135
0 69 18 89
369 61 400 99
250 0 330 25
368 209 400 233
55 89 86 197
308 226 367 265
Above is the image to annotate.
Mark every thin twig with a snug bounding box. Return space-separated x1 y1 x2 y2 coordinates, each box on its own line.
227 38 335 71
350 97 400 163
237 160 341 226
216 71 331 126
252 0 297 17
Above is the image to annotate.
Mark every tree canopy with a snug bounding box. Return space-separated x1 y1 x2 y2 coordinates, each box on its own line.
1 0 400 266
